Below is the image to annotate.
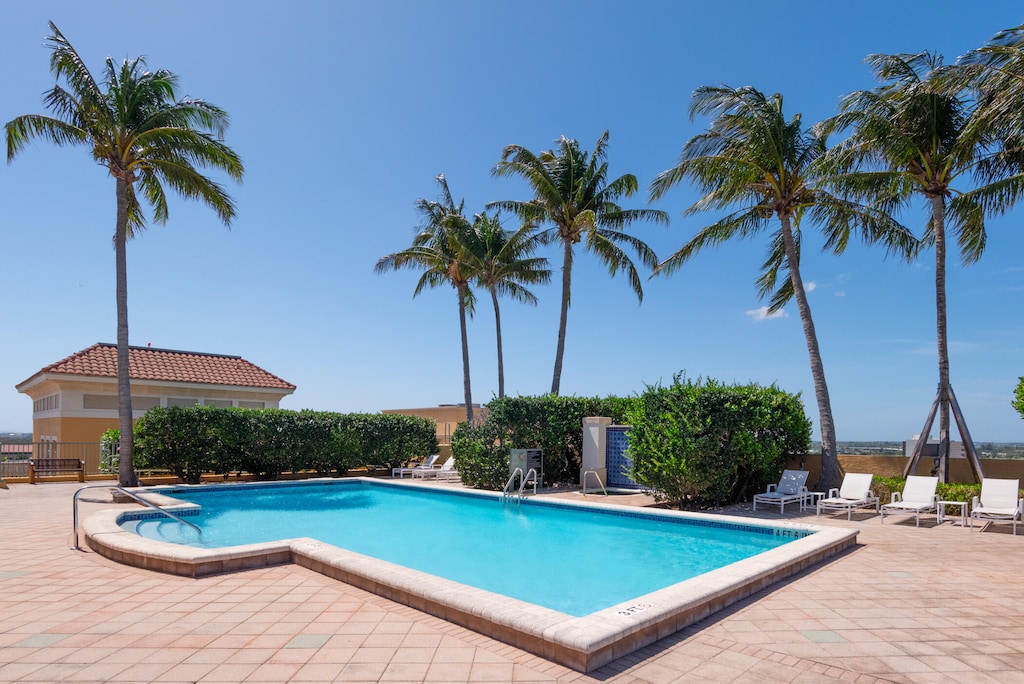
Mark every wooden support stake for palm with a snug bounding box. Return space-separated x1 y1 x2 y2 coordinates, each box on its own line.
903 384 985 483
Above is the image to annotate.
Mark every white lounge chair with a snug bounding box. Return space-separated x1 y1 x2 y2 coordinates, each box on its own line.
753 470 809 513
970 478 1023 535
816 473 879 520
391 454 440 478
415 456 459 481
880 475 938 527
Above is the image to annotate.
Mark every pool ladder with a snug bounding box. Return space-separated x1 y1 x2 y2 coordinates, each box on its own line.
502 467 538 504
71 484 201 551
581 469 608 496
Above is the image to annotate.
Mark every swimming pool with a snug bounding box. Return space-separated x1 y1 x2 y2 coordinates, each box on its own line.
83 478 857 672
126 479 804 616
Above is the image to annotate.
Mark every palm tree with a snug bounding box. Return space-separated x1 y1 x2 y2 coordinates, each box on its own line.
649 86 914 491
376 174 478 424
464 213 550 398
491 131 668 395
6 23 243 487
955 24 1024 140
821 52 1024 481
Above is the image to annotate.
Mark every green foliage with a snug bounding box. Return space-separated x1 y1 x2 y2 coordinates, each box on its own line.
483 395 631 485
450 395 630 489
135 407 231 483
134 407 437 483
1013 377 1024 421
99 428 120 474
623 375 811 508
451 420 509 489
936 481 981 504
873 476 903 504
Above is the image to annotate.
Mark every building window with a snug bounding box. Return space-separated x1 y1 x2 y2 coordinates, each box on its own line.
33 394 60 413
204 399 232 408
134 396 161 411
83 394 118 410
167 397 201 408
238 401 265 409
82 394 160 411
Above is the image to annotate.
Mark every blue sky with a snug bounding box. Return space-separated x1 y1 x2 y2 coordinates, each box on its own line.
1 1 1022 442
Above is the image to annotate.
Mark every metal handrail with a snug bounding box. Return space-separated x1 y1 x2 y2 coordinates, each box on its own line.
518 468 538 499
72 484 201 551
503 468 524 501
582 469 608 496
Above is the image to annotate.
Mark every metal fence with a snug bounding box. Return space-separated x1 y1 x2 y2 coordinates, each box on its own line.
0 442 112 479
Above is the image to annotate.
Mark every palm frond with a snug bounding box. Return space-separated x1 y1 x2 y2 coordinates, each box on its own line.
6 114 87 160
654 207 767 277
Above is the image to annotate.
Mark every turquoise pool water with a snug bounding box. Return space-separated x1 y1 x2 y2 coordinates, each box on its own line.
127 480 806 616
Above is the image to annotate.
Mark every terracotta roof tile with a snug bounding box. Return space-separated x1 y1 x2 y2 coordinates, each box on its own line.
23 343 295 390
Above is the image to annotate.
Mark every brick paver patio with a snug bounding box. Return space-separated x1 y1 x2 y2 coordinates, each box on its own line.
1 480 1022 683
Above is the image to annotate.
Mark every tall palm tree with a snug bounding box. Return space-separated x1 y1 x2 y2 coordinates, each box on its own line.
376 174 479 424
821 52 1024 481
464 213 550 398
649 86 914 490
6 23 244 487
491 131 668 395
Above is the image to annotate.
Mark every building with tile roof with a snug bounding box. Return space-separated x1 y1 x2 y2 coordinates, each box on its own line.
16 343 296 444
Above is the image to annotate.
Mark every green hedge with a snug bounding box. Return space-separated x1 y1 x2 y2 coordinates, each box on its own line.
452 395 630 489
624 375 811 508
134 406 437 483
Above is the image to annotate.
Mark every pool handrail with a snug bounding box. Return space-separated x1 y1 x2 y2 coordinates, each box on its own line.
503 468 524 502
518 468 538 499
71 483 201 551
581 469 608 496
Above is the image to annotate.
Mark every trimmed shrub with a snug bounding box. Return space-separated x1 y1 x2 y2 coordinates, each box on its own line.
481 395 631 485
134 406 229 484
450 420 509 489
624 375 811 509
134 407 437 483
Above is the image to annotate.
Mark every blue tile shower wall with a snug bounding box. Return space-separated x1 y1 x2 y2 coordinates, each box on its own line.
606 426 643 490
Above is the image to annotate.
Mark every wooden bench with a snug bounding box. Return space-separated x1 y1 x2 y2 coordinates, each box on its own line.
28 458 85 483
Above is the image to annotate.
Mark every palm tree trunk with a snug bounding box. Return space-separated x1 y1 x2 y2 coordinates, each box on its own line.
457 285 474 424
491 287 505 399
931 194 951 482
551 239 573 396
780 215 840 491
115 177 138 487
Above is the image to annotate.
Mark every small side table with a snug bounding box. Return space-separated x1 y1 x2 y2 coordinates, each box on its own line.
803 492 825 512
937 500 968 527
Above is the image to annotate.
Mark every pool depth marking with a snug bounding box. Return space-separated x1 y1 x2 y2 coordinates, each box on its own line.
82 478 858 672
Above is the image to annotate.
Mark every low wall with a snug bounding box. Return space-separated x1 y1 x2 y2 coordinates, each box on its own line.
788 453 1024 489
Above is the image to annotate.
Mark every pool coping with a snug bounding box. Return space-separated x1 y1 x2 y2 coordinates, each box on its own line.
82 478 858 673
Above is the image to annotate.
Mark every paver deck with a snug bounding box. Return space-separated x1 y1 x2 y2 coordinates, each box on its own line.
1 480 1022 683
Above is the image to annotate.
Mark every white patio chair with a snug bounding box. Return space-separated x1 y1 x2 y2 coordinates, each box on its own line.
816 473 879 520
880 475 938 527
753 470 809 513
970 478 1023 535
414 456 458 481
391 454 440 478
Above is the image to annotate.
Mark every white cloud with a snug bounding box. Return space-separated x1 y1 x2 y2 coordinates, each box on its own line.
746 306 788 322
805 281 817 292
834 290 846 297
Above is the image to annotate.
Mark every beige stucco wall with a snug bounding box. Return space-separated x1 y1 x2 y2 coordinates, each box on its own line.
381 405 489 459
32 416 117 444
19 375 292 448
